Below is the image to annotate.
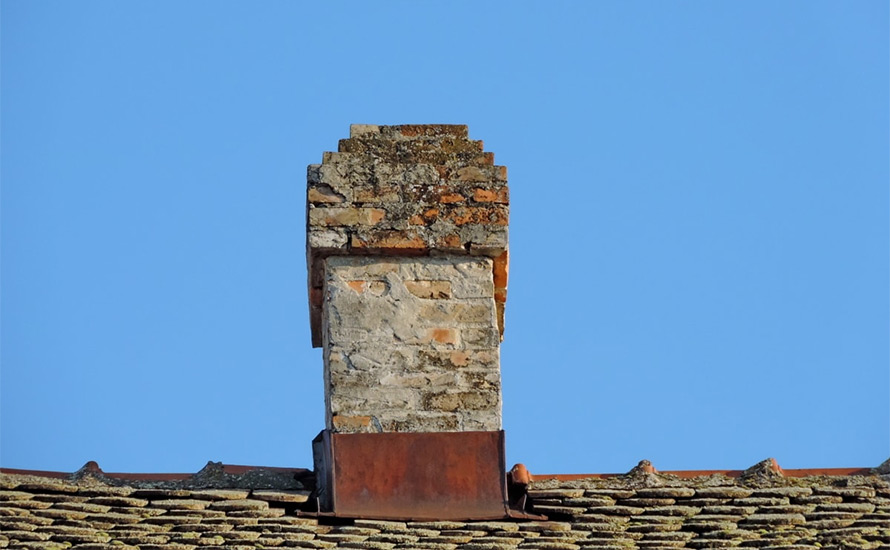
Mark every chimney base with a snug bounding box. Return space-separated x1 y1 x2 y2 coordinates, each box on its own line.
311 430 533 521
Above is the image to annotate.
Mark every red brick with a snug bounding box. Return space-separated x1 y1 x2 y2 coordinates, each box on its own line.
445 206 508 226
494 287 507 303
493 250 509 289
435 234 463 249
473 187 508 204
439 193 465 204
473 188 498 203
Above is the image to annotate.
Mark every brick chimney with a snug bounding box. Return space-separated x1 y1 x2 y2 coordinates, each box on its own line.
307 124 512 520
307 124 508 434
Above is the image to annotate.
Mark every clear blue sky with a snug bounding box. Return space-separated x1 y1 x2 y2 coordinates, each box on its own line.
2 1 888 476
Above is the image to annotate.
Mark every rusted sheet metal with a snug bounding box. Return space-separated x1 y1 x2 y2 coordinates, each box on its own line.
314 430 511 520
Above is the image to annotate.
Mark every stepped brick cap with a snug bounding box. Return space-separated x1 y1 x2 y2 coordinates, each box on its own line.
307 124 509 348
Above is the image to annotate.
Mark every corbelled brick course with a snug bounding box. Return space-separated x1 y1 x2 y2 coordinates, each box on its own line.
308 125 509 434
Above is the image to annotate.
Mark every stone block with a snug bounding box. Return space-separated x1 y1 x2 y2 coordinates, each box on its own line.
460 327 501 349
354 185 401 204
308 184 346 204
309 207 386 227
423 391 499 413
405 280 452 299
307 229 348 250
350 124 380 137
321 255 501 432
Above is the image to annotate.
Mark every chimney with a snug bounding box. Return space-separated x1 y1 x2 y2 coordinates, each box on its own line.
307 125 513 520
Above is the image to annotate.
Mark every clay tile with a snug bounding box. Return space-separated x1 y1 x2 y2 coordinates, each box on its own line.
510 463 532 485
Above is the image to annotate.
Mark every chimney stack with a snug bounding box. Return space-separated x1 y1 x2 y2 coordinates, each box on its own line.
307 124 512 519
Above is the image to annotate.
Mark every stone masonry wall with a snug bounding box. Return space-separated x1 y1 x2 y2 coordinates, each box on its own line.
307 125 508 348
307 125 508 433
322 256 501 433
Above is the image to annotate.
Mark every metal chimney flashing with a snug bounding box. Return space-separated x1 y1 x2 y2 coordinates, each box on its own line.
312 430 531 521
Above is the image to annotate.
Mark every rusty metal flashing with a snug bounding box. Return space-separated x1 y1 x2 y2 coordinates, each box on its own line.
310 430 541 521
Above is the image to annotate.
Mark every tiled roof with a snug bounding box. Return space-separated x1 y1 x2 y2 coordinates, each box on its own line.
2 459 888 550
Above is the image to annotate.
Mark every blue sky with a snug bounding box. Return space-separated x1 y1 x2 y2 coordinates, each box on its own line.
2 1 888 476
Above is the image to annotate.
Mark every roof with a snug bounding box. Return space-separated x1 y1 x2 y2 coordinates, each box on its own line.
2 458 888 550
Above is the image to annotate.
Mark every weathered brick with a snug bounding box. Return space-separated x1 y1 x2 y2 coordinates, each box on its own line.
331 415 373 432
426 328 459 346
444 206 508 226
396 124 467 138
350 124 380 136
424 391 499 412
307 229 349 250
439 192 465 204
346 280 388 296
405 280 452 299
417 303 493 325
493 250 508 288
308 185 346 204
350 231 427 251
354 185 401 204
417 349 498 370
435 234 464 249
473 187 509 204
456 166 504 183
309 207 385 227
